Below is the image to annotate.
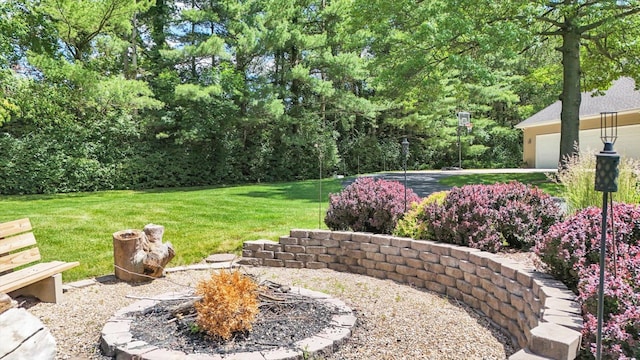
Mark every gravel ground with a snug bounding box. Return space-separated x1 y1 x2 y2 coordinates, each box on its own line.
25 265 517 360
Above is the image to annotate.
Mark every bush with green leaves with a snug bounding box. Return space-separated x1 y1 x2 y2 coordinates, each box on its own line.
325 177 420 234
394 191 448 239
421 182 561 252
552 149 640 213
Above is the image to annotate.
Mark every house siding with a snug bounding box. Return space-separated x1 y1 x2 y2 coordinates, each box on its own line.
521 112 639 168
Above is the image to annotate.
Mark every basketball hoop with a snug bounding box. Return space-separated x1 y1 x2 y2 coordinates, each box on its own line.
456 111 471 170
457 112 470 127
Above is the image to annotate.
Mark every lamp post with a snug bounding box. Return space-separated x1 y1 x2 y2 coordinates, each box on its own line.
457 112 471 169
594 112 620 360
316 143 323 229
402 137 409 213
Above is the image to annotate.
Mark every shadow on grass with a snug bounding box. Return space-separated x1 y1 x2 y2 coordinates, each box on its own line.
241 179 347 202
0 179 348 203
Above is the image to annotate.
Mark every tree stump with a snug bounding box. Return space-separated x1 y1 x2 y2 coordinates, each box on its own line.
113 230 146 282
140 224 175 278
113 224 175 282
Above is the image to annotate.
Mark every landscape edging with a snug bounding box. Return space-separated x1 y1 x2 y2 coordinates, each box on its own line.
242 230 583 360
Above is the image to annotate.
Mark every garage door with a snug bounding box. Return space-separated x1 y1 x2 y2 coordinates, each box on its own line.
535 133 560 169
535 124 640 169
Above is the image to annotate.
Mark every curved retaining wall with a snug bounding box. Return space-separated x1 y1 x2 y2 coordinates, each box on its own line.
242 230 583 360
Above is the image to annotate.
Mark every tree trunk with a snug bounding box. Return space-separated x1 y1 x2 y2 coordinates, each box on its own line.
558 29 582 168
113 229 146 282
131 14 138 79
150 0 168 75
141 224 175 278
113 225 175 282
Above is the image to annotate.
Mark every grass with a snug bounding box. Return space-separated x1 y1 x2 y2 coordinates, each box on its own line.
554 150 640 213
1 171 566 283
438 172 564 196
0 179 344 282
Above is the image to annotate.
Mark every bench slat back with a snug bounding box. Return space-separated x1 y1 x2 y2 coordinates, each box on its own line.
0 233 37 254
0 218 33 238
0 248 41 273
0 218 42 273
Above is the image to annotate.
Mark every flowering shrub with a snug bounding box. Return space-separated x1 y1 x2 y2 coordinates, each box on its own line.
324 177 420 234
421 182 561 252
535 206 604 290
580 262 640 359
535 203 640 359
394 191 448 239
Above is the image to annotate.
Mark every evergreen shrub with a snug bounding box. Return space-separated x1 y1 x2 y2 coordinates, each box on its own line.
422 182 561 252
535 203 640 359
324 177 420 234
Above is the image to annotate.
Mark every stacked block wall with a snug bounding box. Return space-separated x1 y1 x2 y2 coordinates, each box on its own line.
242 230 583 360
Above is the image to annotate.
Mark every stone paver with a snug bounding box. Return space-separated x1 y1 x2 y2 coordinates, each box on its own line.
205 253 238 263
529 322 582 360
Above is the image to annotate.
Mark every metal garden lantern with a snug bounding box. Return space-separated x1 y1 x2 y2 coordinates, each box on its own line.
594 111 620 360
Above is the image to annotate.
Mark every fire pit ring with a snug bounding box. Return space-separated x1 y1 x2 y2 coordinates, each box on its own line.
100 288 356 360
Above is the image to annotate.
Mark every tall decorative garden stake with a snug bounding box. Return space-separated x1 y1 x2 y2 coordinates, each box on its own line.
593 112 620 360
316 143 323 229
402 137 409 212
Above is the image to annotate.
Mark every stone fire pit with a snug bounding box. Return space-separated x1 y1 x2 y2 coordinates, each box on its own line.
100 288 356 360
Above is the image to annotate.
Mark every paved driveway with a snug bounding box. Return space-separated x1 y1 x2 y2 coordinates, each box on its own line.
343 169 554 198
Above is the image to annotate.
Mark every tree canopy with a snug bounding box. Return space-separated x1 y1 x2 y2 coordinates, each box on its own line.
1 0 638 194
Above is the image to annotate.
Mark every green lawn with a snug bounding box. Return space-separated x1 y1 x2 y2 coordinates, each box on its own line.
438 172 563 196
2 172 564 282
0 179 344 282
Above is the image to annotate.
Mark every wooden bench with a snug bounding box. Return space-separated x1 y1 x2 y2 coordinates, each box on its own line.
0 218 79 303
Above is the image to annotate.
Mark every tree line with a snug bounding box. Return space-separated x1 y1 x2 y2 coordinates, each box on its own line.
1 0 638 194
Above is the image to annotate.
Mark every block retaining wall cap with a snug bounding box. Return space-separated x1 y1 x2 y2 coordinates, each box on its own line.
241 230 583 360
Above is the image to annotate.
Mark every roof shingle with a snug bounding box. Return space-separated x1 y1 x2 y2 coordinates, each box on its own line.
515 77 640 128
